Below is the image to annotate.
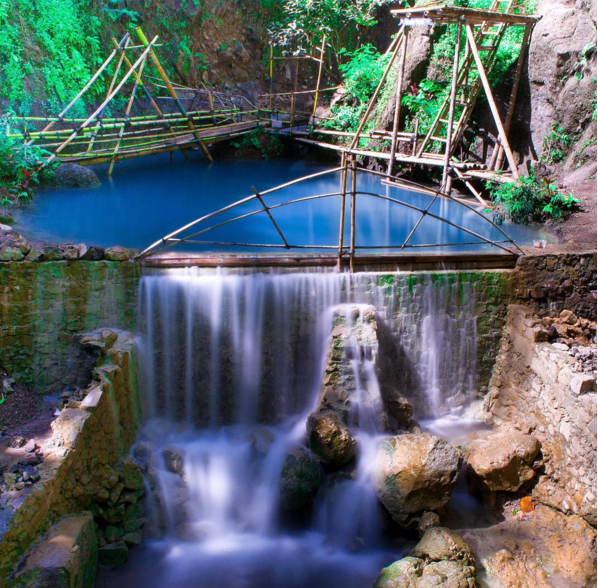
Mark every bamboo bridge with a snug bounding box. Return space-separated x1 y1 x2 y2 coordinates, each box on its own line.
9 27 311 173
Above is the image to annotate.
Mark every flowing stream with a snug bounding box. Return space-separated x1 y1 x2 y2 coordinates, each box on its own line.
97 268 491 588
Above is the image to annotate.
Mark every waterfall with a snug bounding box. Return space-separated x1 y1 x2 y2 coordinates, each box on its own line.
137 268 479 424
128 267 482 588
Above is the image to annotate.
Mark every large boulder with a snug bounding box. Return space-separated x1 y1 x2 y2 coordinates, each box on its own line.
11 513 97 588
464 432 541 493
373 527 476 588
279 446 322 511
50 163 101 188
307 410 356 467
373 434 462 526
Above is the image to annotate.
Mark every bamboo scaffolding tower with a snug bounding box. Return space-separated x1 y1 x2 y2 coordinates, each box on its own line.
292 2 540 199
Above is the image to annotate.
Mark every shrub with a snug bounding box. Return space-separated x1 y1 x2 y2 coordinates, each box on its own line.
540 124 572 164
487 170 579 225
338 45 390 104
0 112 56 205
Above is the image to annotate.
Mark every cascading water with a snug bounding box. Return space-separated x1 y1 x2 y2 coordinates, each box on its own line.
97 268 484 588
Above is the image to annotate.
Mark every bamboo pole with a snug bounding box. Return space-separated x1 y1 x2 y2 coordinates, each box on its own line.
349 155 357 272
453 168 490 207
387 28 409 177
442 22 462 191
492 23 531 171
349 30 404 150
251 187 290 248
88 38 129 153
311 35 327 123
44 37 159 165
465 24 519 178
289 60 299 135
112 36 191 160
27 33 128 144
136 27 213 162
338 153 348 267
269 44 274 113
108 54 149 174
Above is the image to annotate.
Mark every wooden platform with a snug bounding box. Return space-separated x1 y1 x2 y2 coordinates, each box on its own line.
141 252 519 272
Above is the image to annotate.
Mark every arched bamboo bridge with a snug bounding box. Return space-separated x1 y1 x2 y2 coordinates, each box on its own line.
137 159 524 271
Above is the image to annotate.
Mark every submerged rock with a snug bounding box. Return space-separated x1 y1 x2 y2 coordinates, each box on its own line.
373 527 476 588
307 410 356 467
465 432 541 493
279 446 322 511
98 540 128 567
373 434 462 527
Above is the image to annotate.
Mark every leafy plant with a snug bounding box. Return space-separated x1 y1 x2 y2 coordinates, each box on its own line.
101 0 139 23
0 112 56 205
338 45 389 103
541 124 572 164
231 127 285 159
487 170 579 225
269 0 391 67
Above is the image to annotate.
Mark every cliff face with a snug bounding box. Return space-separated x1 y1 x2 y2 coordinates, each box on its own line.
527 0 597 155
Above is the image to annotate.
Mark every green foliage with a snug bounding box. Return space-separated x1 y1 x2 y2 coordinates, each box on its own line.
398 0 537 138
338 45 389 103
402 79 447 136
0 0 105 114
230 128 285 159
487 170 579 225
540 124 572 164
102 0 139 23
269 0 391 62
0 112 57 205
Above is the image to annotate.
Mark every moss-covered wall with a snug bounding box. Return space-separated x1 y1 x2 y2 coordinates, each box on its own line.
0 261 140 393
0 329 142 582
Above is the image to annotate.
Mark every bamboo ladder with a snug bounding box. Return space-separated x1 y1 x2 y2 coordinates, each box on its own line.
415 0 528 181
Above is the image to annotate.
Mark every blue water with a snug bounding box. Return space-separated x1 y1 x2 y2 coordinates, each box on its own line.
13 153 546 254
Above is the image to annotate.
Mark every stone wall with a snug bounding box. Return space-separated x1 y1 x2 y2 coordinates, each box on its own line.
0 329 142 582
483 305 597 525
0 261 140 393
511 250 597 320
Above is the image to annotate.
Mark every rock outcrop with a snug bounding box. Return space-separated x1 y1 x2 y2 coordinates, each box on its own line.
373 527 476 588
307 411 356 467
465 432 541 492
373 434 462 527
279 446 322 511
527 0 597 156
49 164 101 189
460 503 597 588
308 304 415 459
